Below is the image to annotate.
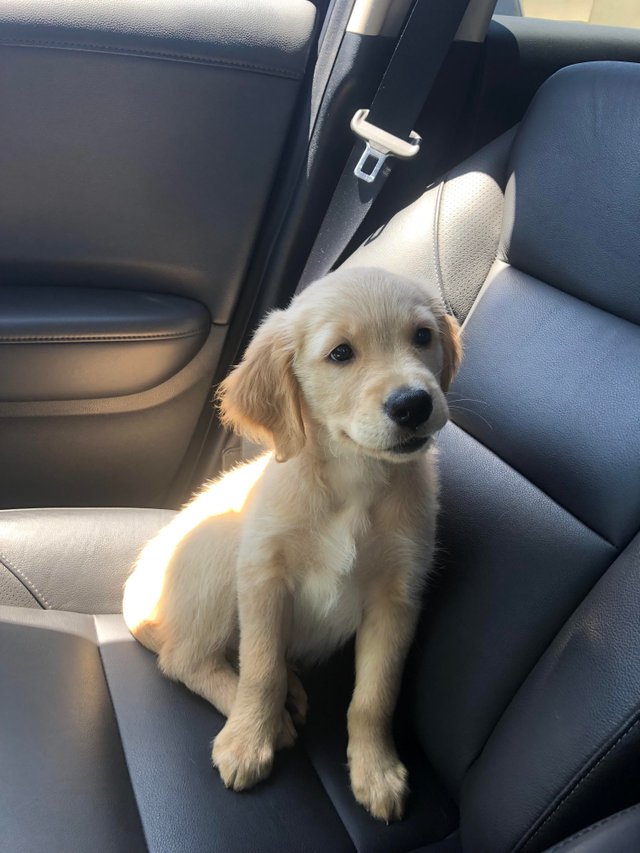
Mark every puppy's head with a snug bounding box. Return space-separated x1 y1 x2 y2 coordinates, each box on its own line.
217 267 461 463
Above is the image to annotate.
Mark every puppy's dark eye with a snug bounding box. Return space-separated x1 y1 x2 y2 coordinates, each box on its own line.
329 344 354 363
414 327 432 347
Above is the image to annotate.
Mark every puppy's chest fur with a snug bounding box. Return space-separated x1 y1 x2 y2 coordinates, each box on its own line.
286 477 379 665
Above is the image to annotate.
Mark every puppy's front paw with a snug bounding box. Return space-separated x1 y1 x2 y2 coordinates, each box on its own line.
349 744 409 822
212 722 275 791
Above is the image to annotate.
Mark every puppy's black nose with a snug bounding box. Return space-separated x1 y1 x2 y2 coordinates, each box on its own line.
384 388 433 429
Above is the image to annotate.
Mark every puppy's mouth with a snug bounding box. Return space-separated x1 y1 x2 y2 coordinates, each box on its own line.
386 435 431 455
339 430 434 458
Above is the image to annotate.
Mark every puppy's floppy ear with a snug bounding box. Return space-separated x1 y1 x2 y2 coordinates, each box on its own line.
438 313 462 392
216 310 305 462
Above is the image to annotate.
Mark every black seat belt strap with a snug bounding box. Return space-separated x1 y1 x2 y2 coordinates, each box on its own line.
298 0 471 290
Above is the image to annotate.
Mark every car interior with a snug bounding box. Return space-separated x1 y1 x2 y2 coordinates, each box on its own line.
1 0 640 851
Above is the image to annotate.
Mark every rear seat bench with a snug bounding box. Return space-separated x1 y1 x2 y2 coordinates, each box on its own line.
2 61 640 853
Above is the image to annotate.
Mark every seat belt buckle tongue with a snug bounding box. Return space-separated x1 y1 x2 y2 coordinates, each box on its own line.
350 108 421 183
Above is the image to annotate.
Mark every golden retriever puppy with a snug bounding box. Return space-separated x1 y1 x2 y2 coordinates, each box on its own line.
123 266 461 821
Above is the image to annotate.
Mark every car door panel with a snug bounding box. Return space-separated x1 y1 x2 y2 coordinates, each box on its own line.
0 1 316 318
0 0 316 508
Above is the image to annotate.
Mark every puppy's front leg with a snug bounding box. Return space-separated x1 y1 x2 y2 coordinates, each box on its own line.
348 565 420 822
212 569 293 791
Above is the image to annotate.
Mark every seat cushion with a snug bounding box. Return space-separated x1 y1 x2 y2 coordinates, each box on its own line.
0 607 147 853
0 604 458 853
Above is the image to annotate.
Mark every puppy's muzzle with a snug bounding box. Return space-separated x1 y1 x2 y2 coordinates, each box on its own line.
384 388 433 430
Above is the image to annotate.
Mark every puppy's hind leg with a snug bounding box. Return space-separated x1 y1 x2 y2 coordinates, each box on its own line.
159 647 239 717
160 647 298 749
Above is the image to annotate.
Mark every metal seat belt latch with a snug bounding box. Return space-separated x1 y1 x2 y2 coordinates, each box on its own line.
350 108 421 183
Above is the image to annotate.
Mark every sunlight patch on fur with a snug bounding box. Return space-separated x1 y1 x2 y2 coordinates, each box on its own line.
123 453 271 633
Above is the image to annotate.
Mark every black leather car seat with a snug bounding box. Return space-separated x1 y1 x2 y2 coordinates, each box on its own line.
1 60 640 853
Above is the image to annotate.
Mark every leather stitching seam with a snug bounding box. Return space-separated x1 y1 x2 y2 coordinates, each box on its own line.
0 38 303 79
432 172 455 317
516 708 640 851
0 327 205 343
0 551 50 608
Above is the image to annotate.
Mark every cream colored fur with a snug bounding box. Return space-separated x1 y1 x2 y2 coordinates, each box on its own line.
123 267 461 821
